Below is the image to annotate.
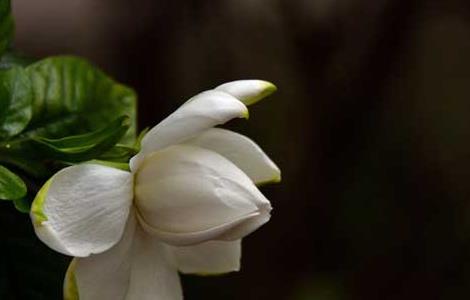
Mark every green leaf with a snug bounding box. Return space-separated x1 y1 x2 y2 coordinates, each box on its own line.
23 56 137 144
0 67 33 139
0 56 137 178
83 128 149 169
98 144 137 162
13 196 30 213
0 164 26 200
97 127 148 162
32 116 131 162
0 0 14 57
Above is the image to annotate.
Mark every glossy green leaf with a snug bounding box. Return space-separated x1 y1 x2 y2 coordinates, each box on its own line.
23 56 137 144
32 116 131 162
0 57 137 178
0 164 26 200
98 144 137 162
0 0 14 57
97 127 147 162
0 67 33 139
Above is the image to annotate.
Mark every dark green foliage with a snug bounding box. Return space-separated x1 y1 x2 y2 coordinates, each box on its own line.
0 67 33 139
0 3 138 213
24 56 137 144
0 1 142 298
32 116 131 162
0 57 139 212
0 165 26 200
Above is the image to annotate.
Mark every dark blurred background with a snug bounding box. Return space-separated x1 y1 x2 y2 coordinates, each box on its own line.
3 0 470 299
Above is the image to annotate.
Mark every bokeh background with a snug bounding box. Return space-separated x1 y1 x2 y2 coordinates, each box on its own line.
1 0 470 299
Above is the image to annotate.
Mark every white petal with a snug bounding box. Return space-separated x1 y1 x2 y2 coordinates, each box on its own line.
186 128 281 185
30 164 133 257
131 90 248 172
217 210 271 241
170 240 241 275
215 80 277 105
125 225 182 300
134 144 271 246
137 211 259 247
68 213 183 300
65 213 136 300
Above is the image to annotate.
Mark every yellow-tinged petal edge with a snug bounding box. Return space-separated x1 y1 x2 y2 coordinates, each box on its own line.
64 259 79 300
30 178 53 225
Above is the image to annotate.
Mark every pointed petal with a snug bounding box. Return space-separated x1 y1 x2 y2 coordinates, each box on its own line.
30 164 133 257
68 213 183 300
170 240 241 275
186 128 281 185
135 144 271 246
215 80 277 105
131 90 248 171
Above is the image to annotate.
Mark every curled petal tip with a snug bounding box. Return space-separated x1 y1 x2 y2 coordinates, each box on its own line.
242 108 250 119
254 173 281 187
215 80 277 106
261 81 277 95
272 174 282 183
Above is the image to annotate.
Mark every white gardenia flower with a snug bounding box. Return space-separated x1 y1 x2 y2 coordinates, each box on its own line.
30 80 280 300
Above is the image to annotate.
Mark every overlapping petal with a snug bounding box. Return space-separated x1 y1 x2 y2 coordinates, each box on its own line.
217 208 271 241
134 144 271 246
66 213 183 300
131 90 248 171
186 128 280 185
32 79 279 300
125 226 182 300
170 240 241 275
65 214 137 300
30 164 133 257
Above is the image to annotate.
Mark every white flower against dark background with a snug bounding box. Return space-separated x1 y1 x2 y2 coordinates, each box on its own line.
30 80 280 300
